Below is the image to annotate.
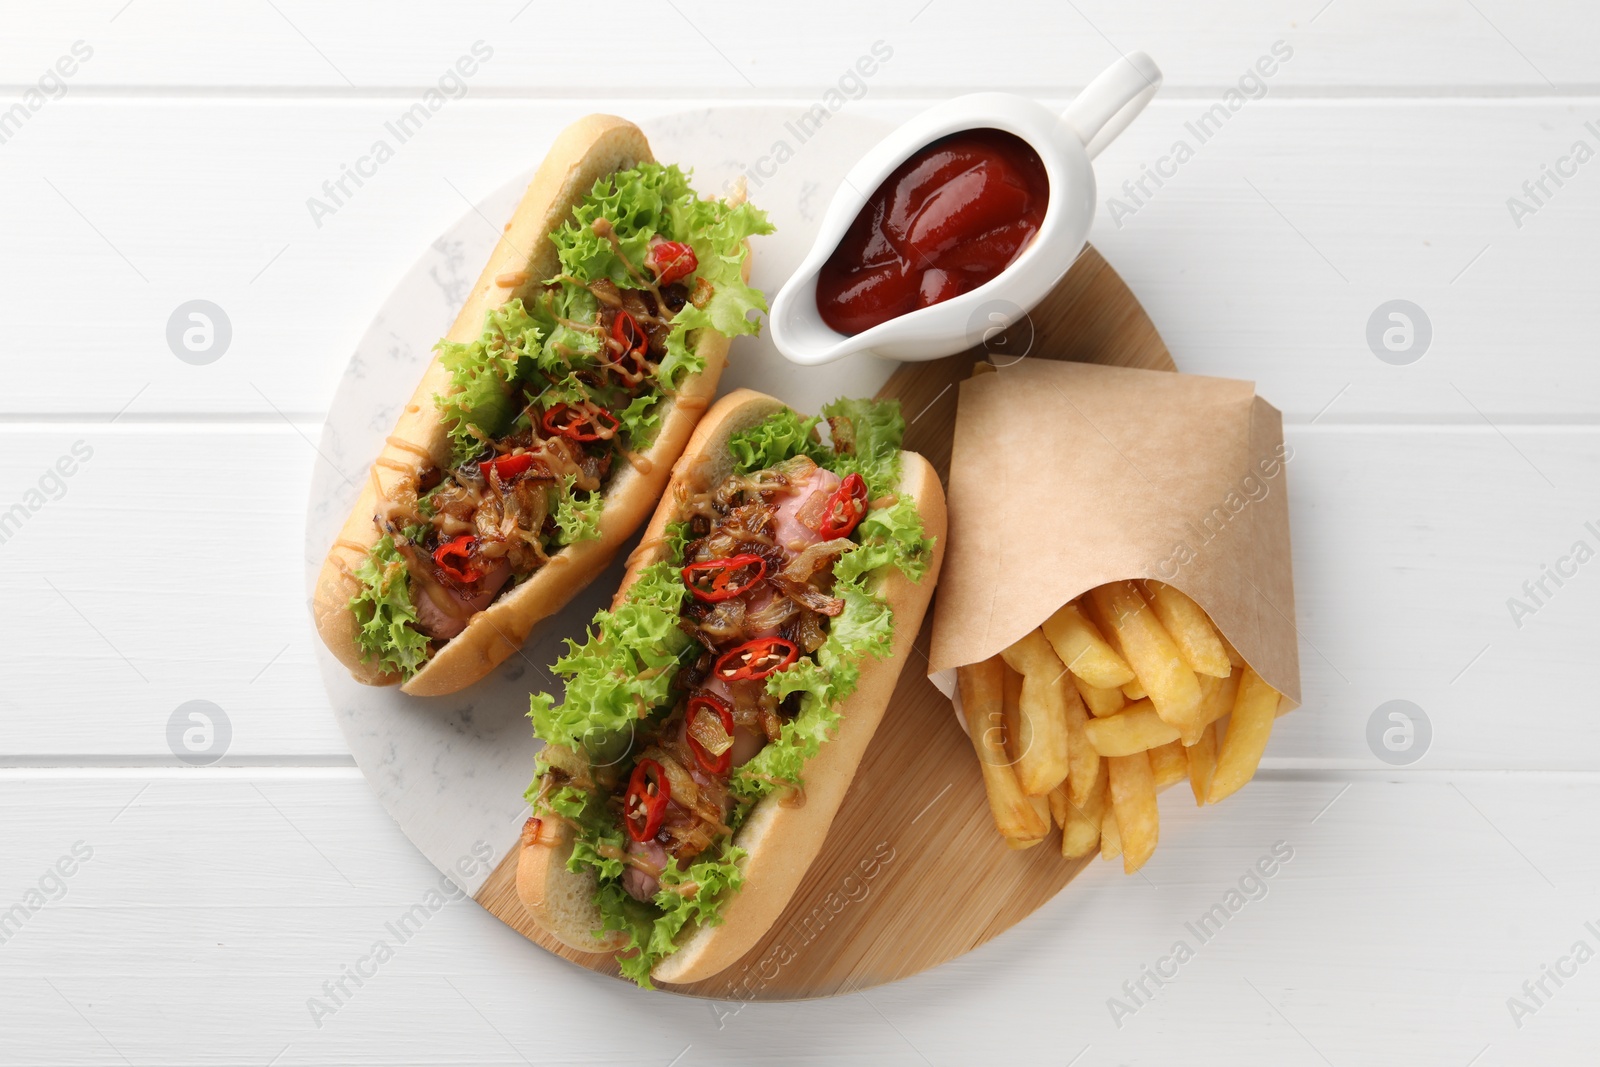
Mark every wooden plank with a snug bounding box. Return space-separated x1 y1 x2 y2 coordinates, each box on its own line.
1088 97 1600 424
4 1 1595 93
1 774 1594 1063
0 424 341 756
2 102 1597 419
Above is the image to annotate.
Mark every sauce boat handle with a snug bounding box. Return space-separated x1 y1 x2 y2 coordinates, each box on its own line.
1061 52 1163 160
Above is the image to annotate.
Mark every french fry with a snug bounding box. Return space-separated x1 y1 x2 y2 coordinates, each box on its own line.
1073 674 1126 718
1142 580 1232 678
960 655 1008 764
1051 774 1106 858
1041 602 1135 689
1084 595 1146 702
1005 793 1053 850
1148 740 1188 788
1001 662 1026 761
1047 782 1069 827
1000 630 1073 797
1079 776 1109 858
1061 681 1101 809
959 656 1049 845
1197 669 1242 730
1107 751 1159 874
1090 582 1204 737
1100 804 1123 861
1206 666 1281 804
1083 699 1180 756
1187 720 1218 805
1083 592 1124 656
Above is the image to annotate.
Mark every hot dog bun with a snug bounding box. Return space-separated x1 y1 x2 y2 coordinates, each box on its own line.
312 114 741 697
515 388 948 984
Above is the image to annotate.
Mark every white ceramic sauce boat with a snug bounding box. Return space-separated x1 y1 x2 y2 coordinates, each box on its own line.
769 52 1162 366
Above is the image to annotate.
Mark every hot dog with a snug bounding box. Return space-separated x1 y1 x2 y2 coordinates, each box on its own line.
312 115 772 696
515 389 946 986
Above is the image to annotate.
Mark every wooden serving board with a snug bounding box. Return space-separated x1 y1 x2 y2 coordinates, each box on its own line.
475 246 1176 1000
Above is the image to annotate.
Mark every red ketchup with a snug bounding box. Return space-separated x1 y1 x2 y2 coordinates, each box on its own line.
816 128 1049 336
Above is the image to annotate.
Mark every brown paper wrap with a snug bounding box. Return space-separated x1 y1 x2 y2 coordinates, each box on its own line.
928 359 1301 715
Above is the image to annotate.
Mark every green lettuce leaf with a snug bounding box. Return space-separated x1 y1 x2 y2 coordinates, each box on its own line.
527 559 693 754
648 847 747 962
435 302 547 463
835 497 935 584
526 284 603 375
434 289 598 466
654 193 776 390
727 408 828 474
554 163 693 284
593 883 660 986
590 843 748 989
615 391 663 446
819 396 905 499
544 783 630 882
347 535 431 679
823 398 934 582
434 297 577 466
549 475 604 546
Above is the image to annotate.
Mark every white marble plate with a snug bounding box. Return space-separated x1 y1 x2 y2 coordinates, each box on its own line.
303 108 895 894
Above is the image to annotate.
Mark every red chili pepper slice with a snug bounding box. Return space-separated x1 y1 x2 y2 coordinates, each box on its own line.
624 758 671 843
681 554 767 603
541 403 618 442
646 240 698 286
817 472 868 539
432 534 481 585
612 309 647 358
685 693 736 776
609 310 650 381
714 637 800 682
478 452 537 482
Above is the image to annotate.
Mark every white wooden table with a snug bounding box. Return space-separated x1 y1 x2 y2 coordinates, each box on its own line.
3 3 1596 1063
